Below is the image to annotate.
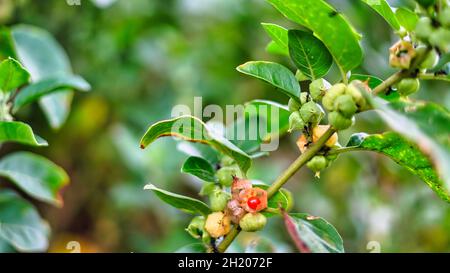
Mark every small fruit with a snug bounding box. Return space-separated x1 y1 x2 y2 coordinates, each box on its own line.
415 17 433 40
299 101 322 124
334 94 357 118
226 199 246 224
322 83 346 111
310 78 331 101
346 81 368 111
396 78 420 96
296 134 308 153
418 48 439 69
205 212 231 238
312 125 338 147
209 188 231 212
415 0 436 8
217 167 236 187
239 213 267 232
288 98 301 112
239 187 268 213
389 40 416 69
288 111 305 132
306 155 328 173
438 7 450 27
328 111 352 130
186 216 206 239
300 92 308 105
429 28 450 52
220 155 235 167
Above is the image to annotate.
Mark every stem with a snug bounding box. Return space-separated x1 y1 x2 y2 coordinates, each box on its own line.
217 127 336 253
418 73 450 82
372 71 406 95
216 225 240 253
267 127 336 198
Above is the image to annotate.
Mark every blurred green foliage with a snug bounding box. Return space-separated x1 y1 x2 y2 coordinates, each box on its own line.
1 0 449 252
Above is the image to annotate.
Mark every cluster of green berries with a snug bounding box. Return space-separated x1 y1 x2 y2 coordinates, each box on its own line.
288 79 329 132
322 81 368 130
415 2 450 53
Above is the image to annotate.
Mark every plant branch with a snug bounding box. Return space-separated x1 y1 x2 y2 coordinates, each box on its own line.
418 73 450 82
217 127 336 253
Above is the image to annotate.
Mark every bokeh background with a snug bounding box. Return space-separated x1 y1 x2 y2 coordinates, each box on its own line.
1 0 449 252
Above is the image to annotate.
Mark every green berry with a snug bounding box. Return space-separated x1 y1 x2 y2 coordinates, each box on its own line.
239 213 267 232
328 111 353 130
300 92 308 105
417 47 439 69
396 78 420 96
295 70 309 82
415 17 433 40
217 167 236 187
309 78 331 101
429 28 450 52
439 7 450 27
186 216 206 239
306 156 328 173
220 155 235 167
334 94 357 118
209 188 230 212
300 101 322 125
322 83 346 111
346 82 367 111
288 98 301 112
288 111 305 132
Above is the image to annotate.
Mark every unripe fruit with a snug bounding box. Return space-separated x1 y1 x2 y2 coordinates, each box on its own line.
295 70 309 82
322 83 346 111
220 155 235 167
312 125 338 148
415 17 433 40
216 167 236 187
226 199 246 224
288 98 301 112
186 216 206 239
288 111 305 132
346 81 368 111
334 94 357 118
429 28 450 52
239 213 267 232
396 78 420 96
310 78 331 101
418 48 439 69
306 155 328 173
300 92 308 105
329 111 352 130
439 7 450 28
300 101 322 125
205 212 231 238
209 188 231 212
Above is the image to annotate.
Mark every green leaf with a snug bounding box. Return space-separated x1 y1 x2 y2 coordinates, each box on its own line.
0 57 30 92
0 151 69 206
13 74 91 112
395 7 419 32
140 115 251 173
261 23 289 56
181 156 217 182
361 0 401 30
267 0 363 72
11 24 84 129
0 27 17 61
237 61 301 102
0 190 49 252
372 98 450 200
0 121 47 146
345 132 450 202
288 30 333 80
265 41 288 56
144 183 211 216
283 212 344 253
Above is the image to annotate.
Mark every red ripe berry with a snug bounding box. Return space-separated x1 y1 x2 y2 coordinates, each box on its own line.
247 197 261 210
